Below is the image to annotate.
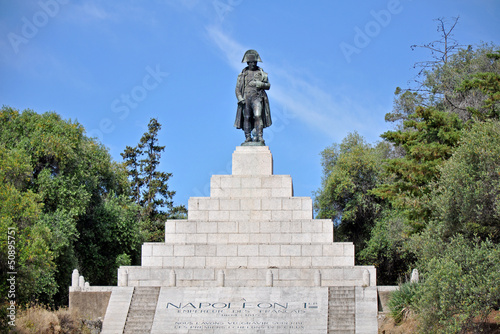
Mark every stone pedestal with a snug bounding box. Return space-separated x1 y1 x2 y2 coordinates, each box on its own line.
101 146 378 333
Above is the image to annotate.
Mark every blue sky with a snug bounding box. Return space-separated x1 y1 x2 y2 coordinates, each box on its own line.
1 0 499 210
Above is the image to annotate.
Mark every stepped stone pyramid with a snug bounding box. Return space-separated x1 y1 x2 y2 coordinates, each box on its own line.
99 146 378 333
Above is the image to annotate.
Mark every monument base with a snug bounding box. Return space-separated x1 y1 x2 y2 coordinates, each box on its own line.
95 146 379 333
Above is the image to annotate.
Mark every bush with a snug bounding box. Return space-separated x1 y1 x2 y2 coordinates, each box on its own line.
388 282 419 324
416 235 500 333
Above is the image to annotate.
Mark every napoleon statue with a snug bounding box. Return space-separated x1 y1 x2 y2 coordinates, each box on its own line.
234 49 272 145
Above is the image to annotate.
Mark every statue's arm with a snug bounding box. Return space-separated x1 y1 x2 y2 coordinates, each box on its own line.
235 73 245 103
255 70 270 90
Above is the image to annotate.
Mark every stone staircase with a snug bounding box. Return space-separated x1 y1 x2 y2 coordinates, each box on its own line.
123 287 160 334
328 287 355 333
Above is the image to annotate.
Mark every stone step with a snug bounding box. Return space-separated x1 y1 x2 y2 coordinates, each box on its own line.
119 266 377 288
328 286 356 333
165 219 332 239
123 287 160 334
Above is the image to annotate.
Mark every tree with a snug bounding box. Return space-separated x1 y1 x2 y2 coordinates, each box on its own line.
314 133 390 255
373 106 463 232
121 118 186 242
0 106 142 306
387 17 499 125
429 120 500 242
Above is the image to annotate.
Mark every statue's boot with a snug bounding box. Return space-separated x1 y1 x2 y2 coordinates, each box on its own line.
242 122 252 144
254 120 265 145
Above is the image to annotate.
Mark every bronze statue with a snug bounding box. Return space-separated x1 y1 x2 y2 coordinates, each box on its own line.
234 50 272 145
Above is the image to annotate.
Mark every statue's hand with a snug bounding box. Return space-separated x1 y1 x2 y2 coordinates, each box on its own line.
254 81 265 89
238 99 245 105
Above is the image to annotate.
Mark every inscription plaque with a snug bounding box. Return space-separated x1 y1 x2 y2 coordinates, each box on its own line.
150 287 328 333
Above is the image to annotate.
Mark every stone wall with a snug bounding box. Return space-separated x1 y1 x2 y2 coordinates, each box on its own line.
69 290 112 320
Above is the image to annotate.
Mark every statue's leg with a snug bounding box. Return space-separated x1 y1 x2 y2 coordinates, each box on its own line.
243 101 252 142
253 101 264 144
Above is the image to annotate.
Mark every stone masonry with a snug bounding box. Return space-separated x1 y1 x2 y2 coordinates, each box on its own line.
100 146 378 333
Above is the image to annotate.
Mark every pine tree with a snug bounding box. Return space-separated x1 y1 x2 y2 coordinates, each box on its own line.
121 118 186 241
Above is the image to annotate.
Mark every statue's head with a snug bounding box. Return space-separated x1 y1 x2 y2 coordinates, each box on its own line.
241 49 262 63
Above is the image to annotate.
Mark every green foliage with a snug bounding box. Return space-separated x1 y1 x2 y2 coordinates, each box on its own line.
359 210 414 285
388 44 500 124
0 106 141 306
456 50 500 121
387 282 419 324
314 133 389 254
374 106 463 231
430 120 500 242
415 235 500 333
121 118 186 242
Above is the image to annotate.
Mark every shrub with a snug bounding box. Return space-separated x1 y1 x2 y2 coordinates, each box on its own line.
388 282 419 324
416 235 500 333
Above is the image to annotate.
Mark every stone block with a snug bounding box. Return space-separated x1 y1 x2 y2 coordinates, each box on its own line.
197 198 220 211
192 268 215 280
344 243 355 257
250 210 272 220
176 269 194 280
196 221 218 234
281 220 302 232
301 220 323 233
290 256 312 267
251 233 271 243
219 198 240 211
282 198 303 210
312 257 334 267
291 233 312 244
241 176 262 188
195 244 216 256
281 245 302 257
152 245 174 257
240 198 261 210
229 210 251 221
269 256 291 267
175 221 196 233
206 256 227 268
322 244 345 257
226 256 248 268
209 210 230 221
192 233 209 244
302 244 323 257
173 245 195 257
165 220 176 235
270 233 292 244
217 221 238 233
238 221 260 233
260 221 278 233
142 257 161 267
333 257 355 266
293 210 313 220
210 233 229 244
166 233 187 244
248 256 269 268
141 243 153 257
261 198 282 210
216 244 237 257
227 233 250 244
188 210 208 221
232 146 273 175
272 187 293 197
259 244 280 257
237 245 259 256
163 256 184 267
272 210 293 221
